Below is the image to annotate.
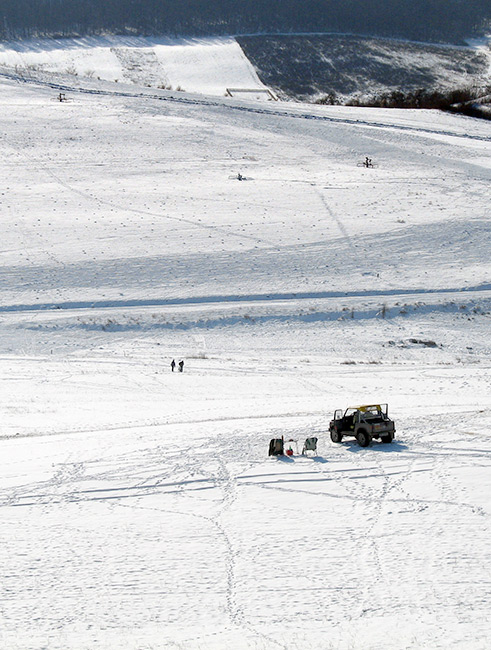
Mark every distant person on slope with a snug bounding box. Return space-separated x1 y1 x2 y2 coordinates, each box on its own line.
178 360 184 372
171 359 176 372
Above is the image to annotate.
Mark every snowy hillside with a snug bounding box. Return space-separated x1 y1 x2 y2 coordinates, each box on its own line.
1 34 490 103
238 33 491 101
0 67 490 650
0 36 268 97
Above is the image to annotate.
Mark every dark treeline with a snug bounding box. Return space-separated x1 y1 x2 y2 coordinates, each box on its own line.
317 86 491 120
0 0 490 44
344 87 491 109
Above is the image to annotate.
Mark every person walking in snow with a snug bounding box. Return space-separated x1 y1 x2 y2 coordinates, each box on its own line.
178 360 184 373
171 359 176 372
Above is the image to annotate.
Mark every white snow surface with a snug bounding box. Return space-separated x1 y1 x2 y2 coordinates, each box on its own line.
0 67 490 650
0 36 267 97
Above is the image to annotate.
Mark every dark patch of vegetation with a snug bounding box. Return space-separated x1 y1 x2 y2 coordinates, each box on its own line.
238 34 488 101
340 87 491 120
343 87 486 108
0 0 489 44
408 338 439 348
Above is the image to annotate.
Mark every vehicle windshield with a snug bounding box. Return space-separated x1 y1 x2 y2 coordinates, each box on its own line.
363 406 383 418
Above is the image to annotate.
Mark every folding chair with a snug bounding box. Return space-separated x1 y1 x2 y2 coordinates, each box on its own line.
268 438 284 456
302 437 318 455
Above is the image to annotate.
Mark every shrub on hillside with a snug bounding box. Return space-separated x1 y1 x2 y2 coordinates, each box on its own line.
315 86 491 119
341 86 491 119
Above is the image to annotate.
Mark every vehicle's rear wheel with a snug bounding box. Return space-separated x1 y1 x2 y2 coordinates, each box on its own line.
330 429 343 443
381 432 394 443
357 430 371 447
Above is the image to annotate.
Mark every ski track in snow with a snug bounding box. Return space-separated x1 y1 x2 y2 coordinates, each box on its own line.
0 68 489 146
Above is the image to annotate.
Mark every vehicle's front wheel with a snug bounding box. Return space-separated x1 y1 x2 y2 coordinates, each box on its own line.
330 429 343 443
381 432 394 443
357 430 371 447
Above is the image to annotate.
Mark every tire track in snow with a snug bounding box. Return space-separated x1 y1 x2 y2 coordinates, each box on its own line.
211 452 288 649
1 416 284 645
106 429 289 650
289 433 392 625
313 186 353 247
0 410 329 442
375 419 491 614
420 439 460 607
326 442 395 619
362 446 423 611
201 431 288 649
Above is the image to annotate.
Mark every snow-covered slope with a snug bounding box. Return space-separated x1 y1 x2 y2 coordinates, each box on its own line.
0 70 490 650
1 34 489 103
0 36 268 97
238 33 491 101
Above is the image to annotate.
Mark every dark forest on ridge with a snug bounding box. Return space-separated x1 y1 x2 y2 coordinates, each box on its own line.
0 0 490 44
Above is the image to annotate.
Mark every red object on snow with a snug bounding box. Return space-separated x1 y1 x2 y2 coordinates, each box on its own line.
286 448 293 456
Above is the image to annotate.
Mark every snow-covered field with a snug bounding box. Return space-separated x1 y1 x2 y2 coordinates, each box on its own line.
0 59 490 650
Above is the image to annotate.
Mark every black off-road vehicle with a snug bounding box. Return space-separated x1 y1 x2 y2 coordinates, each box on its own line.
329 404 395 447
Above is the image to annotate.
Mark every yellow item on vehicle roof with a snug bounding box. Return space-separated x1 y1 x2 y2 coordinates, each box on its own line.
351 405 382 412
